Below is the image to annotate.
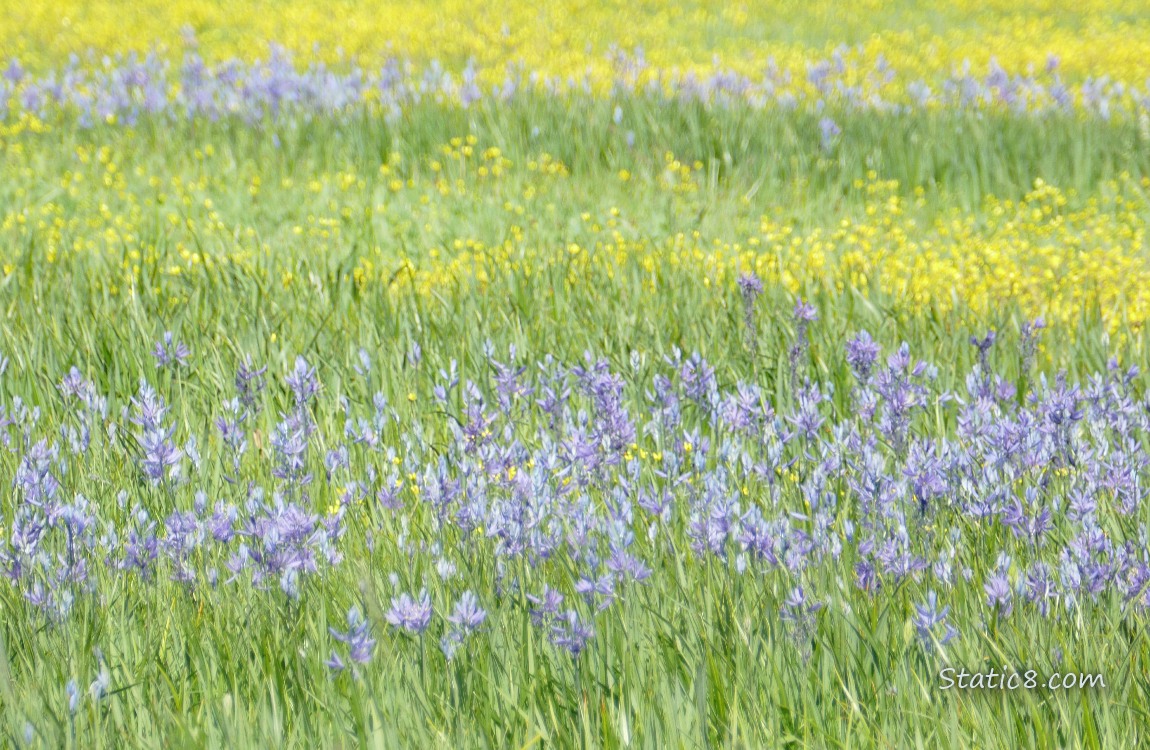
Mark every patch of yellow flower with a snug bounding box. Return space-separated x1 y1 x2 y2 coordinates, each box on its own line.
388 175 1150 337
2 0 1150 94
3 128 1150 338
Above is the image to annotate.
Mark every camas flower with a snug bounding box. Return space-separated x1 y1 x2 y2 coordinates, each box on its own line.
329 607 376 666
549 609 594 657
152 332 190 369
386 590 432 635
235 356 268 412
818 117 841 150
845 331 881 382
441 591 487 659
913 590 959 649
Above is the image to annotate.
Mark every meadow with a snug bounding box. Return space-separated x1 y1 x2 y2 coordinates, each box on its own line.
2 2 1150 748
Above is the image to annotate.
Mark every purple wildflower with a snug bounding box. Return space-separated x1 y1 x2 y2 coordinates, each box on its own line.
386 590 432 635
140 428 182 484
913 590 959 649
152 332 190 369
818 117 841 150
441 591 487 659
549 609 594 656
789 297 818 383
329 606 376 665
845 331 881 382
737 273 764 350
780 584 823 655
970 330 996 372
1020 317 1046 372
527 585 565 625
285 356 319 408
984 559 1014 617
235 356 268 412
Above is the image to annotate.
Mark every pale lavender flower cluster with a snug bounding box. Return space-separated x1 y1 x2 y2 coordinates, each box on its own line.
3 299 1150 673
737 273 763 351
327 607 376 671
386 590 433 635
441 591 487 660
152 332 190 370
2 41 1149 129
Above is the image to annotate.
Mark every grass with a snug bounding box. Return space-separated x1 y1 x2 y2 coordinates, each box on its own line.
0 98 1148 748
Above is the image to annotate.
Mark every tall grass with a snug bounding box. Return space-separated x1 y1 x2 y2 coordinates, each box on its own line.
0 101 1147 748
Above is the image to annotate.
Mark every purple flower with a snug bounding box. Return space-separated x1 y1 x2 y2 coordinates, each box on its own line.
88 664 111 702
1024 562 1056 617
270 412 312 488
574 572 617 610
845 331 881 382
441 591 487 659
913 590 958 649
140 428 182 483
325 651 347 672
607 545 653 583
446 590 487 632
1001 495 1053 546
58 367 88 401
549 609 594 656
818 117 841 150
787 383 827 441
241 494 342 597
236 356 267 412
737 273 764 349
353 348 372 378
793 297 818 323
3 59 23 84
737 272 763 298
789 298 818 383
1020 317 1046 371
207 502 237 543
376 481 404 511
329 606 375 665
128 379 170 432
66 680 79 714
386 589 432 635
854 559 880 593
678 352 716 405
152 332 190 369
14 440 60 506
984 567 1013 617
969 330 996 356
780 585 823 631
970 330 997 372
527 585 564 625
285 356 319 407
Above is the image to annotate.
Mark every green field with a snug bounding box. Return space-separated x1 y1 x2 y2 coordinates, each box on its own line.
2 28 1150 750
